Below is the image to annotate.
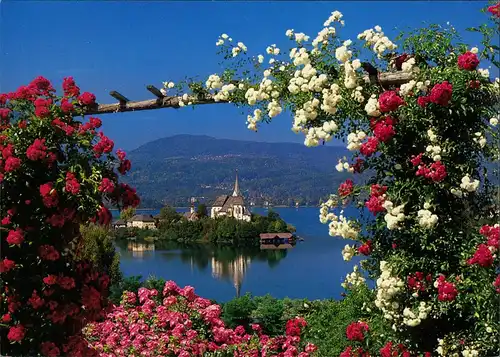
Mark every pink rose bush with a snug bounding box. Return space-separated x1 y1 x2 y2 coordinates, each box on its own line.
84 281 317 357
0 76 139 356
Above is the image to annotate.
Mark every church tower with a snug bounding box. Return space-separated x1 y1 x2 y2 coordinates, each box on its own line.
232 169 241 197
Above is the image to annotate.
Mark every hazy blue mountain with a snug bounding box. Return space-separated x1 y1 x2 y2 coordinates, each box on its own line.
123 135 354 207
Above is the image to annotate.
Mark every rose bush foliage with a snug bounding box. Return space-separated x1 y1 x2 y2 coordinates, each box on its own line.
0 76 139 356
161 2 500 356
84 280 317 357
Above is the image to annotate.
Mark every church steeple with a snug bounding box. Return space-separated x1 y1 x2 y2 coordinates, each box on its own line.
232 169 241 197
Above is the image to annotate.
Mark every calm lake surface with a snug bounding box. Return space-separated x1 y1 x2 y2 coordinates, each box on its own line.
114 207 363 302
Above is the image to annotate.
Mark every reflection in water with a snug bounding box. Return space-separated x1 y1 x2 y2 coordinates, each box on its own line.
127 241 155 259
211 255 251 298
117 239 292 296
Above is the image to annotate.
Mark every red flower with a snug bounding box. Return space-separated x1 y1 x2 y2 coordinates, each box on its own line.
39 245 60 261
120 183 141 208
338 179 354 197
2 314 11 323
378 91 405 113
58 276 76 290
78 92 96 106
2 143 14 158
7 324 25 342
118 159 132 175
436 275 458 302
488 3 500 17
365 195 385 215
428 161 447 182
4 157 21 172
18 120 27 129
346 321 369 341
65 172 80 195
458 51 480 71
429 81 453 106
96 206 112 226
47 213 65 228
351 158 364 173
98 178 115 193
89 117 102 129
360 137 379 157
63 77 80 97
0 258 16 272
93 132 114 157
394 53 409 70
417 95 430 108
116 149 126 161
373 118 396 143
410 153 423 166
0 108 11 120
43 275 58 285
467 244 494 267
30 76 55 95
28 290 45 309
40 183 59 208
358 241 372 256
6 228 24 245
370 184 387 197
494 275 500 293
26 138 47 161
40 341 61 357
60 98 74 113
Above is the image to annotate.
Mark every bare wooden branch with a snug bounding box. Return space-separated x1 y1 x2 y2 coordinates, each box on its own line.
146 85 165 99
110 91 130 103
75 94 227 116
76 71 413 116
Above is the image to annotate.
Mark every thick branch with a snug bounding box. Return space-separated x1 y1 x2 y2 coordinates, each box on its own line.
76 72 413 116
75 94 228 116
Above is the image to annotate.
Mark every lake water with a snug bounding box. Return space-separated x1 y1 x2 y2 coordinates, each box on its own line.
114 207 363 302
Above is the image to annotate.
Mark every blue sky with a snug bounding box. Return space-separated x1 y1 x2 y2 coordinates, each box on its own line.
0 1 492 151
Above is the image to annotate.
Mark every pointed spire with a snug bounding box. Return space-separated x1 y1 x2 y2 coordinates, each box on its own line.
232 169 241 197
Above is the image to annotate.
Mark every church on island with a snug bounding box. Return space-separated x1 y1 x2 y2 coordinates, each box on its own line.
210 170 252 222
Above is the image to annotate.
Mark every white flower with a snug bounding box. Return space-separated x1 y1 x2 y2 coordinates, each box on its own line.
257 55 264 63
285 29 294 37
478 68 490 78
342 244 357 261
490 117 499 126
365 95 381 117
417 209 439 229
470 47 479 54
460 175 480 192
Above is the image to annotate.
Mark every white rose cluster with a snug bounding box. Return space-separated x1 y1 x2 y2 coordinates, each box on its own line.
205 74 223 90
216 33 232 46
294 32 310 44
459 174 480 193
402 302 432 327
417 208 439 229
426 144 443 162
336 157 354 173
401 57 419 73
160 81 175 96
341 265 366 289
365 94 381 117
323 10 344 27
490 116 499 127
351 85 365 103
342 244 357 261
357 26 397 58
473 132 487 148
477 68 490 78
292 98 320 131
303 121 339 147
177 93 192 107
246 109 263 132
347 130 367 151
231 42 247 57
266 44 280 56
245 76 279 108
383 200 406 230
427 128 438 142
375 261 405 321
290 47 311 66
312 26 337 49
213 83 236 102
321 83 342 114
288 63 328 94
319 200 359 239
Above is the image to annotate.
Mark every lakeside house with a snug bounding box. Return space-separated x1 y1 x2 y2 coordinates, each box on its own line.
211 170 252 222
259 233 295 249
183 198 200 222
127 214 157 229
112 219 127 229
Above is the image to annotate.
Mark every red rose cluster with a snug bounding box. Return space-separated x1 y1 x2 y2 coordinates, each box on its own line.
365 184 387 215
0 76 141 356
467 224 499 268
411 153 447 183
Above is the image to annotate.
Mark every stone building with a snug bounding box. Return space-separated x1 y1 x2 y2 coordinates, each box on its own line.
210 170 251 222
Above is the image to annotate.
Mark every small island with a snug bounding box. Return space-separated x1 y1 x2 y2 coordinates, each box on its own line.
113 171 296 247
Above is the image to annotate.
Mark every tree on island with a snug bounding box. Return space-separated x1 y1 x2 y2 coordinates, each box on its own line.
119 206 136 221
196 203 208 217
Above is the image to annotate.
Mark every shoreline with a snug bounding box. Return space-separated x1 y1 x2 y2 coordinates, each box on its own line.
110 206 319 211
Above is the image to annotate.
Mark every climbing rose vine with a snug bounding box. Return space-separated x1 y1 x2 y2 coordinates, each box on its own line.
161 2 500 356
0 76 139 356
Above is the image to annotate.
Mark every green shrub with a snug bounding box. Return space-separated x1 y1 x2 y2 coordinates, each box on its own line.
221 293 257 329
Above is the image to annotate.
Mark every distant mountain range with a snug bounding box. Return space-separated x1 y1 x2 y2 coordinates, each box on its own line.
123 135 353 208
